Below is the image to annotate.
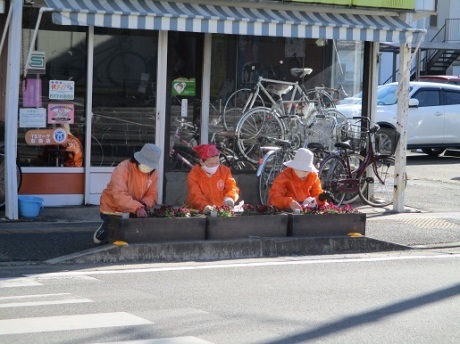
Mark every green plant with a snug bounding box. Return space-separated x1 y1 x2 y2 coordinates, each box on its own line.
213 205 234 217
148 205 191 218
300 203 358 215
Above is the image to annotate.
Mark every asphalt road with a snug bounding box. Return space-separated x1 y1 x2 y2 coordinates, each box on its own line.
1 251 459 343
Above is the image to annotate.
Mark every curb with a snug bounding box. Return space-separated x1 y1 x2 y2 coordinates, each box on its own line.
45 236 410 264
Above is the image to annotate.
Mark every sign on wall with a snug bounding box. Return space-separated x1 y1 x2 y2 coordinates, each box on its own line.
48 103 75 124
19 108 46 128
25 128 68 146
49 80 75 100
172 78 196 96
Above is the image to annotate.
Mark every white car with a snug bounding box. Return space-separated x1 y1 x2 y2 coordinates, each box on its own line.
336 81 460 156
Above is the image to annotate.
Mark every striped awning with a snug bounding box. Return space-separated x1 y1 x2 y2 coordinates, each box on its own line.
44 0 425 44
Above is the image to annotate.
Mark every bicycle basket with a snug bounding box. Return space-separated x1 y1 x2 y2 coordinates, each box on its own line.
339 122 367 151
375 127 400 155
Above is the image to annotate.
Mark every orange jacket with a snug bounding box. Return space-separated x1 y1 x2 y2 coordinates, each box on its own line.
100 160 158 214
62 134 83 167
268 167 325 210
186 164 239 212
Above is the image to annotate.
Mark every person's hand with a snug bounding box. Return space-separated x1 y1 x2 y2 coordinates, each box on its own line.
203 205 213 215
224 197 235 208
136 207 148 218
289 200 301 211
302 197 317 209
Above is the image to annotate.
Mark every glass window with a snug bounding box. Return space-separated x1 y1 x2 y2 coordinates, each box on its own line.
17 9 87 167
443 90 460 105
91 28 158 167
413 90 440 107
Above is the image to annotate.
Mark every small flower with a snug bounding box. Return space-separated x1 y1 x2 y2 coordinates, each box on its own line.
241 204 280 216
300 203 358 215
148 205 191 218
213 205 234 217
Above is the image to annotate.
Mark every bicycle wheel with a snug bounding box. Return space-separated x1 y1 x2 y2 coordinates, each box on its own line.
318 155 348 206
107 52 148 92
358 156 395 207
257 149 289 205
223 89 265 131
235 107 286 164
343 153 364 204
306 88 336 109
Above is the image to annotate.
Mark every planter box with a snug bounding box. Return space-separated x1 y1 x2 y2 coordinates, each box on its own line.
289 213 366 237
107 216 206 243
207 214 288 240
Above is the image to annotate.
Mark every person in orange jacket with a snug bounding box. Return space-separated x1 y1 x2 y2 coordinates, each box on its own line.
93 143 161 244
186 144 239 214
268 148 326 211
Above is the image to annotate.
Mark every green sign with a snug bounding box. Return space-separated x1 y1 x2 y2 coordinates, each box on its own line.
172 78 196 97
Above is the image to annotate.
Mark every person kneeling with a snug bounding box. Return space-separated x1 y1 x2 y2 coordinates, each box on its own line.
268 148 326 212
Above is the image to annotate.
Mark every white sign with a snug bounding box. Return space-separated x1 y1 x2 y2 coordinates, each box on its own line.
181 99 188 118
49 80 75 100
27 51 46 74
19 108 47 128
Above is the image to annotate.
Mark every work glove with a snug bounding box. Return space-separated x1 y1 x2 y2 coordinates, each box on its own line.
289 200 302 211
136 207 148 218
224 197 235 208
302 197 317 209
203 205 213 215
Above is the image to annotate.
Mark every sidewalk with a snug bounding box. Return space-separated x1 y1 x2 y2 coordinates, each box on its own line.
2 200 460 265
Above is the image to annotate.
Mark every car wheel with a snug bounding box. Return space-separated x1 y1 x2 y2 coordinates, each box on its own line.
421 148 446 157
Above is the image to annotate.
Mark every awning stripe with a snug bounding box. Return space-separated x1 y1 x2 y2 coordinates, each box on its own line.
46 0 425 44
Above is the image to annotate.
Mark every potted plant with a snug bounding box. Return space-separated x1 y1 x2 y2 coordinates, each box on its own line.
107 205 206 243
206 204 289 240
289 203 366 237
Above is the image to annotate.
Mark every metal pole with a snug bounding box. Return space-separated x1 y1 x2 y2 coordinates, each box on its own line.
4 0 23 219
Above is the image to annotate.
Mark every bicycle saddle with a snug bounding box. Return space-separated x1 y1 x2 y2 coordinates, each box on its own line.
290 68 313 79
266 84 293 96
335 140 353 150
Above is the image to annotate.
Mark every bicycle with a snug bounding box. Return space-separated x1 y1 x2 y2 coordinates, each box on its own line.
318 119 396 207
0 144 23 208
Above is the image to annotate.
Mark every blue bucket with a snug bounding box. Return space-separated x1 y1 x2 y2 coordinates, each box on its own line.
18 196 44 218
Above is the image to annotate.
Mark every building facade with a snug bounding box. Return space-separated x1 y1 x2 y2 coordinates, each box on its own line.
1 0 426 218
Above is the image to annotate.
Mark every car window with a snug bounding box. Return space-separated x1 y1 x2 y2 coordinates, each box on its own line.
376 85 398 105
443 90 460 105
412 90 440 107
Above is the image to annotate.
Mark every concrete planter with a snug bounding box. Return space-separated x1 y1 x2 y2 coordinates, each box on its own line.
207 214 289 240
106 216 207 243
289 213 366 237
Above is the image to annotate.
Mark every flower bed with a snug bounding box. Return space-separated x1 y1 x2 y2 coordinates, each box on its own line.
289 204 366 237
207 205 288 240
106 206 206 243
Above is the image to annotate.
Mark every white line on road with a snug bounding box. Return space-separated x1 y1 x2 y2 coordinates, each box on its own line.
94 337 214 343
0 312 152 335
0 277 42 288
24 253 460 278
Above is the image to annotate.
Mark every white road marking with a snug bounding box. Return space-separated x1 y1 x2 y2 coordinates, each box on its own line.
23 253 460 278
0 277 42 288
94 337 214 343
0 297 93 308
0 312 151 335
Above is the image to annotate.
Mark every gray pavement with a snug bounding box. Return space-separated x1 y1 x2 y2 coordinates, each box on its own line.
1 150 460 264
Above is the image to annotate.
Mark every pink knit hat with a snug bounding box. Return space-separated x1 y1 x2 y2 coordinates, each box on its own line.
193 144 219 160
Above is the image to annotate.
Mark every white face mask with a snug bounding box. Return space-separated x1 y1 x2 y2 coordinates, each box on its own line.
202 164 219 175
294 169 309 179
138 164 155 174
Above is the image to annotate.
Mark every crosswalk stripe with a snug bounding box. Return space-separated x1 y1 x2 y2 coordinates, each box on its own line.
0 312 152 335
0 277 42 288
0 297 93 308
94 337 214 343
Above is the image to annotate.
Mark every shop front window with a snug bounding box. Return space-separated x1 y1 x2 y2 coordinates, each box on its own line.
208 35 365 170
17 9 86 168
91 28 158 167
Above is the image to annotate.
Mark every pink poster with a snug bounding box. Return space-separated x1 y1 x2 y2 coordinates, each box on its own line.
47 103 75 124
22 79 42 108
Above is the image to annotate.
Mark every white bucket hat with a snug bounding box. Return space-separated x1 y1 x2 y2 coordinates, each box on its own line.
283 148 318 172
134 144 161 169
